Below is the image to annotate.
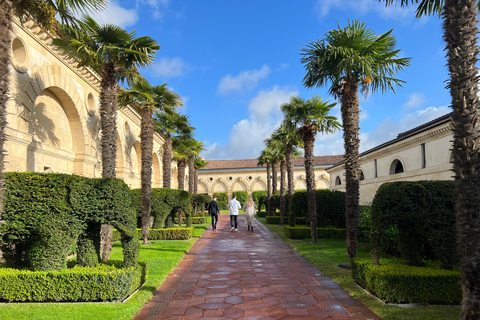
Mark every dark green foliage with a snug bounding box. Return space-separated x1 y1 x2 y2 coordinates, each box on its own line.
191 194 212 216
214 192 228 210
265 216 307 225
131 188 191 229
0 261 148 302
252 191 267 208
232 191 248 206
0 173 138 270
358 206 371 240
351 259 461 305
191 217 208 224
289 189 346 227
269 194 280 216
259 196 268 211
112 227 194 241
256 211 268 217
283 226 346 239
371 181 457 269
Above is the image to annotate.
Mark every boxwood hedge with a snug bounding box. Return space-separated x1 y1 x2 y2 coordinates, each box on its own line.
214 192 228 210
113 227 194 241
283 226 346 239
265 216 306 225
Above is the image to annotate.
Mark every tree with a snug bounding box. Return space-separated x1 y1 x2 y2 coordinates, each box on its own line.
172 136 197 191
301 20 409 254
257 148 274 214
187 140 205 194
282 95 340 244
265 137 287 224
194 157 209 194
54 17 159 259
154 111 191 189
381 1 480 318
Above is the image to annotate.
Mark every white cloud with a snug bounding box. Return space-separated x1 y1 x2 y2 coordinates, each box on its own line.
276 63 290 72
201 86 299 160
152 57 187 78
89 1 138 28
145 0 170 19
315 0 416 20
403 92 427 110
217 65 271 95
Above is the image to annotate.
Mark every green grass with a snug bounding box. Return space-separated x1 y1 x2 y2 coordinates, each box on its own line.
257 217 461 320
0 223 209 320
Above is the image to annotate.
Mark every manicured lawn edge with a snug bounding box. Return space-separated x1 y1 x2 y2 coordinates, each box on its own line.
257 217 461 320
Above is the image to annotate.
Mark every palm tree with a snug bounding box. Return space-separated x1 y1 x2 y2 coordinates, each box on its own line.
257 148 274 214
187 140 205 194
282 95 341 244
265 137 287 224
381 2 480 318
172 136 198 191
154 112 192 188
54 17 159 259
194 157 209 195
301 20 409 254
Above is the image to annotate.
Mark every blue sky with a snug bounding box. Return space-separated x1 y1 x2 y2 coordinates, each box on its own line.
91 0 451 160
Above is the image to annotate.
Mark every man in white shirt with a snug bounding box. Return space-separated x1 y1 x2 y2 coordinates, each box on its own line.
227 195 242 232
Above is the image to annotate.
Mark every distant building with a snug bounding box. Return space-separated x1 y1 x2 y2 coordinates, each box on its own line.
327 114 453 204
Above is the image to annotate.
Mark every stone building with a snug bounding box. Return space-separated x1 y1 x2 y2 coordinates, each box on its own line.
6 19 178 188
327 114 453 204
198 155 343 196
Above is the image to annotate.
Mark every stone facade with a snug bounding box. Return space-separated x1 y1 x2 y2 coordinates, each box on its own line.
327 114 453 205
7 19 179 189
198 156 343 196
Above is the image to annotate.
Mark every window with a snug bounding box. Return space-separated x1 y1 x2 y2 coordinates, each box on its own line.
359 170 365 181
421 143 426 168
335 176 341 186
390 159 405 175
374 159 378 178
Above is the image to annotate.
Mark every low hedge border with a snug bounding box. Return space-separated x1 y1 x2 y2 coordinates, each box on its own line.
351 259 461 305
113 227 194 241
0 261 148 302
175 217 207 225
283 226 346 239
256 211 268 217
265 216 306 225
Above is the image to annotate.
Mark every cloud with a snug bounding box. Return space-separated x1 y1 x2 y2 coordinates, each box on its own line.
403 92 427 110
276 63 290 72
145 0 170 19
152 57 187 78
201 86 299 160
89 1 138 28
217 65 271 95
315 0 416 20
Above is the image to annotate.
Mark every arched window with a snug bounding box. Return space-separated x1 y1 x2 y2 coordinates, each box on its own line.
359 170 365 181
390 159 405 175
335 176 341 186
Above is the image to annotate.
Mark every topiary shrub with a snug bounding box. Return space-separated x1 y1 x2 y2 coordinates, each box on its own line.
214 192 228 210
112 227 194 241
191 194 212 217
351 259 461 304
283 226 346 239
371 181 457 269
358 206 372 240
252 191 267 209
232 191 248 206
259 196 268 212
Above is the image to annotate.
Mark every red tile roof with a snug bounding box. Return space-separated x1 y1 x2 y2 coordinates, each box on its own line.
201 155 344 171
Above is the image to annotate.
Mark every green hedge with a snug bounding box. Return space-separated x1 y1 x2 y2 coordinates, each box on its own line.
351 259 461 305
191 194 212 216
289 189 346 228
371 181 457 268
175 217 207 224
232 191 248 206
256 211 268 217
0 261 148 302
283 226 346 239
252 191 267 209
265 216 306 225
214 192 228 210
113 227 194 241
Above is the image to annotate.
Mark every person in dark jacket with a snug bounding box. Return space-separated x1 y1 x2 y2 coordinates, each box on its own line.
207 196 220 230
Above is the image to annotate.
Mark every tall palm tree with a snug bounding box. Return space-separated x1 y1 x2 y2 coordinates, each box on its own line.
172 136 197 190
301 20 409 254
265 137 287 224
194 157 209 194
282 95 341 244
187 140 205 194
54 17 159 259
381 2 480 318
154 112 192 188
257 148 274 214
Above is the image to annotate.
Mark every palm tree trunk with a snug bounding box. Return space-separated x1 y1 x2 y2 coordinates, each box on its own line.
140 108 153 244
303 130 317 244
444 1 480 318
280 159 286 226
286 143 295 218
188 157 194 193
340 77 360 260
272 162 278 195
177 159 186 190
194 168 198 194
266 164 272 215
99 62 119 261
162 135 172 188
0 0 12 218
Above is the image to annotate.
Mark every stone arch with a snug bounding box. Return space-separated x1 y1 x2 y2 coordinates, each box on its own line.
316 176 330 189
212 178 228 193
198 181 209 194
152 152 161 187
132 141 142 175
251 177 267 192
232 177 248 191
335 176 342 186
115 133 124 179
294 175 307 190
390 158 405 175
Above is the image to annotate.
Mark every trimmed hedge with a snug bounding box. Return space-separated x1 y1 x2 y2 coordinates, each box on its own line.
175 217 207 224
232 191 248 206
0 261 148 302
371 181 457 268
289 189 346 228
352 259 461 305
265 216 306 225
113 227 194 241
259 196 268 213
252 191 267 209
256 211 268 217
191 194 212 216
214 192 228 210
283 226 346 239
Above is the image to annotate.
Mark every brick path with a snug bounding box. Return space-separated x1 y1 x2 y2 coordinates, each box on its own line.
134 215 380 320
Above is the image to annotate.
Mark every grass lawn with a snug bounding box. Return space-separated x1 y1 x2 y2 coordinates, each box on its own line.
257 217 461 320
0 222 209 320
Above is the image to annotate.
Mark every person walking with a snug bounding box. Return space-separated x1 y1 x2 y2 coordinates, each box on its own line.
207 196 220 231
227 195 241 232
243 195 257 231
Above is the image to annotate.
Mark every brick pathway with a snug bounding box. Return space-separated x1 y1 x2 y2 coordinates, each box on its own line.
134 215 380 320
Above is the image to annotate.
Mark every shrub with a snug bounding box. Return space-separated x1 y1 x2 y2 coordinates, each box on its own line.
256 211 268 217
269 194 280 216
252 191 267 209
351 259 461 305
112 227 194 241
283 226 346 239
358 206 372 240
0 261 148 302
265 216 306 225
289 189 346 227
191 194 212 216
259 196 268 212
214 192 228 210
371 181 457 268
232 191 248 206
175 217 207 224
